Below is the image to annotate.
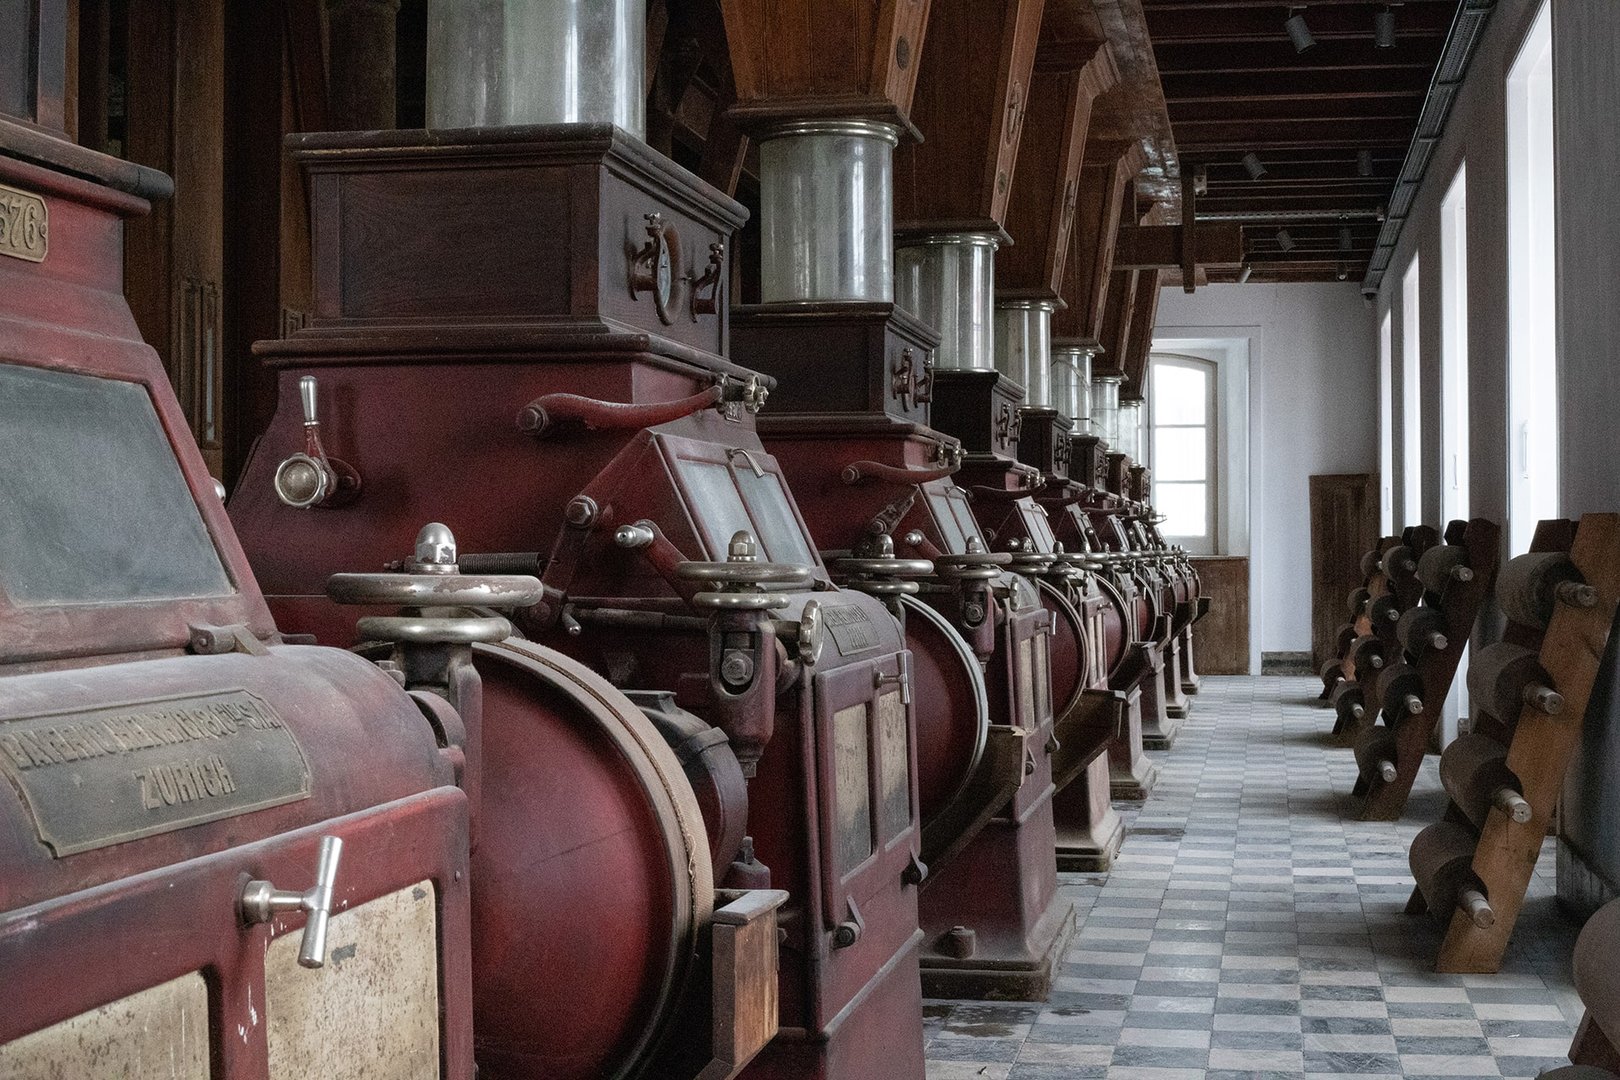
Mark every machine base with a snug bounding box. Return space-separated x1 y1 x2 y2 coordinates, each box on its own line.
1053 754 1126 871
1108 692 1159 799
918 898 1076 1002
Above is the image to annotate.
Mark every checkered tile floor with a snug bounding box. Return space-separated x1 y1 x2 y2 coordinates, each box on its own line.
924 675 1585 1079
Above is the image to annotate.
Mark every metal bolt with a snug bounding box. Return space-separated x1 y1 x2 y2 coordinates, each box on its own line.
720 650 755 686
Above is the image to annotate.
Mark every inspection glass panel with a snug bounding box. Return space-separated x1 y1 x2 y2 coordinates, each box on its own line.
832 703 874 875
925 490 967 551
876 690 910 840
673 458 756 559
0 364 233 606
734 466 817 566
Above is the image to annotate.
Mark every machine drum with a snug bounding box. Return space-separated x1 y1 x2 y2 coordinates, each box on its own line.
1466 641 1563 727
1381 545 1419 581
1415 544 1473 594
1497 551 1595 629
1372 662 1424 721
1439 733 1532 827
626 690 750 880
1409 820 1493 928
1395 607 1450 656
469 640 714 1080
1573 899 1620 1055
1353 724 1400 783
901 594 991 825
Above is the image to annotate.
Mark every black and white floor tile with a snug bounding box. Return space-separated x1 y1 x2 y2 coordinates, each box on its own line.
924 675 1583 1079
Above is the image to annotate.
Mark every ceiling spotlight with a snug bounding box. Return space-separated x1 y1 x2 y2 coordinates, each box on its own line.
1286 9 1317 53
1375 5 1397 48
1358 150 1374 177
1339 226 1354 252
1276 228 1296 252
1376 202 1388 222
1243 152 1268 180
1337 262 1351 281
1238 263 1254 284
1194 165 1210 195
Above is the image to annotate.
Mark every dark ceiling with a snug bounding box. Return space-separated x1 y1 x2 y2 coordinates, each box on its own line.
1143 0 1464 282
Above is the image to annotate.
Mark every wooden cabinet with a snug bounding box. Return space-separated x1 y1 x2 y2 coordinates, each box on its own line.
1191 556 1249 675
1309 473 1379 669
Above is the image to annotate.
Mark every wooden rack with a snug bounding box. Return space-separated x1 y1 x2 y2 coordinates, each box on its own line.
1404 514 1620 972
1350 519 1498 822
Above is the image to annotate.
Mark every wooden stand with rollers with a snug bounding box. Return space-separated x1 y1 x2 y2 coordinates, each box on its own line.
1351 519 1498 822
1403 514 1620 972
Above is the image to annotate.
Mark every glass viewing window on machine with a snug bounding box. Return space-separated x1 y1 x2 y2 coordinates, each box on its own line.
1148 354 1217 551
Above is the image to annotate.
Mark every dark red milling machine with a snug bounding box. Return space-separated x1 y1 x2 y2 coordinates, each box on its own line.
228 3 931 1078
0 14 493 1076
724 0 1120 996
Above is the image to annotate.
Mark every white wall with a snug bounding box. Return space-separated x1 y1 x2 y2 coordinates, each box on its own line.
1374 0 1620 910
1156 282 1378 667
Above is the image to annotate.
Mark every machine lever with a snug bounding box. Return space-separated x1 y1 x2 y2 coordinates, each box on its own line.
241 835 343 969
873 653 912 706
273 376 361 509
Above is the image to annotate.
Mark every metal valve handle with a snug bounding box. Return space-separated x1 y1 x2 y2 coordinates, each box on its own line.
676 562 815 587
242 835 342 969
328 573 543 609
355 614 514 644
690 590 791 612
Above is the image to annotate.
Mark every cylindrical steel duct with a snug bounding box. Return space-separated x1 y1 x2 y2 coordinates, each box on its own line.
994 300 1054 407
1119 400 1144 461
1051 344 1091 427
426 0 646 137
756 120 898 304
1091 373 1122 448
895 233 1000 371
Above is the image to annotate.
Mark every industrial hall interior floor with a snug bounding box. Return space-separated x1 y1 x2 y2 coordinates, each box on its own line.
923 675 1582 1080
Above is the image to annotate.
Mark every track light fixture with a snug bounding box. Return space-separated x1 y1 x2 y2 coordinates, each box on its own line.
1337 263 1351 281
1286 9 1317 53
1243 152 1268 180
1375 5 1397 48
1276 228 1296 252
1358 150 1374 177
1238 263 1254 284
1339 226 1354 252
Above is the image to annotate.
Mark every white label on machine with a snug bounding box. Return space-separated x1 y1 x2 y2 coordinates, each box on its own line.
0 972 210 1078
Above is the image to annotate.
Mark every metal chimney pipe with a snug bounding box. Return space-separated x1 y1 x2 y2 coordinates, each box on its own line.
426 0 645 137
894 233 1001 371
757 120 899 303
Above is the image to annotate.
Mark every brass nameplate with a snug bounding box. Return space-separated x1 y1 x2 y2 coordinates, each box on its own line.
0 184 48 263
823 605 881 656
0 690 311 856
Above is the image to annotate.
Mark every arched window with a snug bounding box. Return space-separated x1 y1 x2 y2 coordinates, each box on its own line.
1148 353 1218 553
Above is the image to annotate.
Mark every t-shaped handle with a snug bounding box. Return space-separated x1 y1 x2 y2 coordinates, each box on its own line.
300 374 320 426
241 835 343 969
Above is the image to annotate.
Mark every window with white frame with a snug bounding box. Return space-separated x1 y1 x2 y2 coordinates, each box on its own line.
1378 309 1394 534
1148 353 1218 553
1401 258 1423 527
1507 0 1558 553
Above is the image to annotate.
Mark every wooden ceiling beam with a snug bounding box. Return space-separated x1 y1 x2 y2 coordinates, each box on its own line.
999 26 1119 298
1143 0 1454 9
1147 3 1454 42
1154 41 1437 74
895 0 1046 232
1163 67 1434 102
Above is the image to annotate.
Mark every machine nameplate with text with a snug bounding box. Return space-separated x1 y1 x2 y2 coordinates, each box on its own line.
0 183 47 262
0 690 312 856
